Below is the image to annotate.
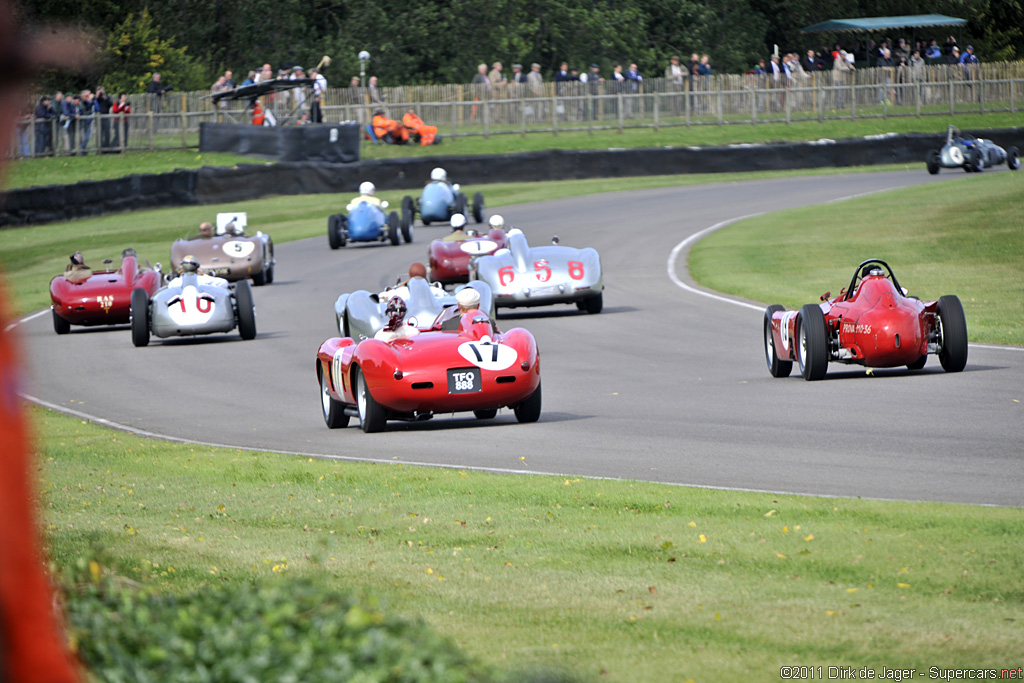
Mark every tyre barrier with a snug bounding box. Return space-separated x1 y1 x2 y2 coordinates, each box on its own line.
3 128 1022 228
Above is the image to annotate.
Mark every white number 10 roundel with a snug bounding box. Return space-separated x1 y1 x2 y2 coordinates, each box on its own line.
457 341 518 371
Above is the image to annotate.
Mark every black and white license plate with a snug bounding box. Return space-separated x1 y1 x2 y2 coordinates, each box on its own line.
447 367 482 394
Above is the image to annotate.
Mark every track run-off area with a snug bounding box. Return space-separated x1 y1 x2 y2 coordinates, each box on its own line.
20 169 1024 506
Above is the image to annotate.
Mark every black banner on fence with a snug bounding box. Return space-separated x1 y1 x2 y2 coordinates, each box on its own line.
197 123 361 163
3 129 1022 227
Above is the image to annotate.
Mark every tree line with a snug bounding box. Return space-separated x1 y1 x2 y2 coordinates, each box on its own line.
18 0 1023 95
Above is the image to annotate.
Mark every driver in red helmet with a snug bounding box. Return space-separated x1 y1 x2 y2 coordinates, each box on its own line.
374 296 420 342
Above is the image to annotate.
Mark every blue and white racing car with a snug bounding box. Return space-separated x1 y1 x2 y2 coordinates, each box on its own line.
401 167 484 229
328 187 412 249
927 125 1020 174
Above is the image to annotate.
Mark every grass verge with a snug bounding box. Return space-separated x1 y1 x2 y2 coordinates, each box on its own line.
4 112 1020 189
688 170 1024 345
37 407 1024 682
0 164 921 318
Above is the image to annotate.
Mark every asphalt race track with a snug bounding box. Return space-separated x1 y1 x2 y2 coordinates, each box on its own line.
20 170 1024 506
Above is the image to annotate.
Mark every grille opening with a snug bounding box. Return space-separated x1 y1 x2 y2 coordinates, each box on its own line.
496 376 516 384
411 382 434 390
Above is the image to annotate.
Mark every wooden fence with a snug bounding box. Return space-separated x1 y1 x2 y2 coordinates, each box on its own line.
11 61 1023 158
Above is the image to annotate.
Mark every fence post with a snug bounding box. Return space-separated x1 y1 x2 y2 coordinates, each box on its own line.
451 100 457 140
751 87 757 125
483 94 490 139
1012 79 1016 114
979 77 985 114
818 81 824 123
851 84 856 120
717 89 723 125
684 83 690 128
148 111 154 150
617 93 623 133
653 93 659 132
785 87 791 124
181 110 187 149
587 91 593 136
915 82 921 117
520 98 526 138
551 95 558 137
949 80 954 116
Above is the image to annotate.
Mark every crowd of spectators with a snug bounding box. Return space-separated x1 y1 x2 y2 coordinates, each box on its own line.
12 35 989 158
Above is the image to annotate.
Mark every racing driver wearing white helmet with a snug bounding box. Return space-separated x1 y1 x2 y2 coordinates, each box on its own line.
355 181 382 206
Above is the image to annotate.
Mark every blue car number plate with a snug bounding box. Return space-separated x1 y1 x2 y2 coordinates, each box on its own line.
447 368 481 394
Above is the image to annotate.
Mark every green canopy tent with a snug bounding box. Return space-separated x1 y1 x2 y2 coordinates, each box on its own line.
801 14 967 65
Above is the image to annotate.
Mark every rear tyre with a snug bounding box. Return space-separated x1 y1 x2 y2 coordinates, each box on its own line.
328 214 342 250
387 212 400 246
52 308 70 335
401 215 413 243
235 279 257 340
1008 146 1020 170
764 304 793 378
320 366 350 429
454 193 467 217
583 292 603 314
936 295 968 373
907 355 927 370
514 381 542 423
342 311 351 338
473 409 498 420
355 366 387 433
926 150 940 175
968 148 983 173
265 263 274 284
796 304 828 381
402 195 415 227
472 192 485 223
130 288 150 347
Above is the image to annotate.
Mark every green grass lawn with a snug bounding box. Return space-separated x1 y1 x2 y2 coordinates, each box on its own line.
4 111 1021 189
37 408 1024 682
688 171 1024 346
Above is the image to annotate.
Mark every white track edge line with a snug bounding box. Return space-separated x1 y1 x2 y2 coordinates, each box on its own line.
25 392 1003 506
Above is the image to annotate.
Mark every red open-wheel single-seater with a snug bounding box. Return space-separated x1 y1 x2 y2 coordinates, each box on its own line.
764 259 968 381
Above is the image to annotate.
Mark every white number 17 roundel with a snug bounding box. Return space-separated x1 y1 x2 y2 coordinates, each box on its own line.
457 341 518 371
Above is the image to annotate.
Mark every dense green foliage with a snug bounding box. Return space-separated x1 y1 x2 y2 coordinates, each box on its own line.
62 557 493 683
18 0 1023 92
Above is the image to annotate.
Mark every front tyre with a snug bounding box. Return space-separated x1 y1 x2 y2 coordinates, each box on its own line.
52 308 70 335
402 195 415 227
328 214 342 249
583 292 603 314
355 366 387 433
796 304 828 381
235 279 257 340
514 381 542 423
472 192 485 223
968 148 983 173
907 355 927 370
936 295 968 372
320 366 350 429
473 409 497 420
926 150 940 175
1008 146 1020 170
764 304 793 378
130 288 150 347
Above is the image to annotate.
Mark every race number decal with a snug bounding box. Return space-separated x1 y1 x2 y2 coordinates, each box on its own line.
534 260 551 282
222 240 256 258
97 295 114 313
457 340 518 371
460 239 498 255
331 348 345 394
568 261 585 280
779 311 797 352
166 285 216 326
498 266 515 286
